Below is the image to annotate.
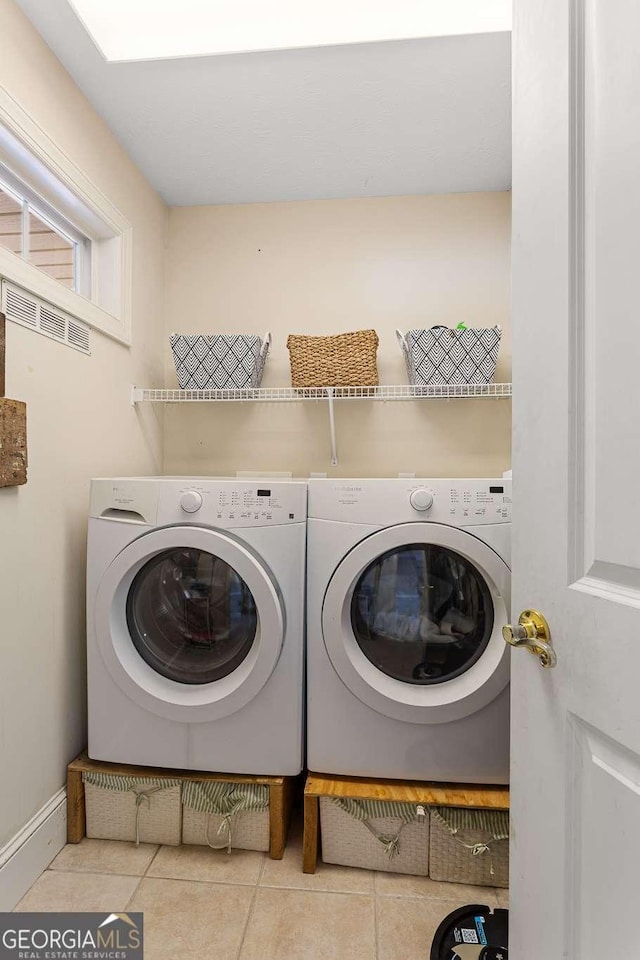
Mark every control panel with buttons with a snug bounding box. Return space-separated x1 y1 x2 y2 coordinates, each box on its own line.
160 480 306 528
308 478 511 526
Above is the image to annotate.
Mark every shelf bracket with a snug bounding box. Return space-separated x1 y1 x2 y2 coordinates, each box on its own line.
327 388 338 466
130 385 144 406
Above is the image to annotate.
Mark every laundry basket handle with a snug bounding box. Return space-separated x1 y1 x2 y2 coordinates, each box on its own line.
260 332 272 359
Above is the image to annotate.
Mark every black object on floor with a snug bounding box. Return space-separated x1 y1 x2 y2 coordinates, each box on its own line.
430 904 508 959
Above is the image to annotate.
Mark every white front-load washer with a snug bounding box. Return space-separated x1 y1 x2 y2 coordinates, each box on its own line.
307 477 511 782
87 477 306 775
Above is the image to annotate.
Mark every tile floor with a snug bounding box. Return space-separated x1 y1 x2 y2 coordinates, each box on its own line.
15 818 508 960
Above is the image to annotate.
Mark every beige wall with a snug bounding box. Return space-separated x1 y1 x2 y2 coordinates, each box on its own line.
165 192 511 478
0 0 166 848
0 0 510 854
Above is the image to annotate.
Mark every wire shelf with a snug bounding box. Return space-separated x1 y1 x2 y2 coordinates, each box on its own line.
131 383 512 404
130 382 512 466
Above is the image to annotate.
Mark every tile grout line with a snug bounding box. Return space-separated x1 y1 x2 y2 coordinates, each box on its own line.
43 867 490 903
46 868 150 879
122 875 144 913
255 877 486 902
255 881 374 898
119 871 262 890
374 890 381 960
142 844 163 877
235 854 267 960
122 843 164 912
118 873 264 889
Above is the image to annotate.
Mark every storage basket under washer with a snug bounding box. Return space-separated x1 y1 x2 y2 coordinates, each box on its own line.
181 780 270 853
170 331 270 390
320 797 429 875
429 806 509 888
396 326 501 386
83 772 182 846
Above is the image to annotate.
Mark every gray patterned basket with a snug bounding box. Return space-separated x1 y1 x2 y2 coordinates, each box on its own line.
181 781 270 853
83 772 182 846
429 807 509 888
320 797 429 875
170 331 271 389
397 326 501 385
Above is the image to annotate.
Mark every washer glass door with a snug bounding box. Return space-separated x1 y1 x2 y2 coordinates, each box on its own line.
322 523 510 724
95 525 284 723
127 547 257 685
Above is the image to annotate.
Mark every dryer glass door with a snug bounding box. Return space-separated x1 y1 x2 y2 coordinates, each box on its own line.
351 543 494 685
127 547 257 685
322 522 510 724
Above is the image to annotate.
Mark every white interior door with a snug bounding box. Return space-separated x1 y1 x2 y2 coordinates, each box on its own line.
511 1 640 956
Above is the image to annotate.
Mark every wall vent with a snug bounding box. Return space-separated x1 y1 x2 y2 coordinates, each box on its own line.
1 280 91 356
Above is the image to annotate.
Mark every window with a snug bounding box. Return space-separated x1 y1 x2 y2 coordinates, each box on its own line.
0 185 21 257
0 93 133 344
0 168 90 295
28 210 78 291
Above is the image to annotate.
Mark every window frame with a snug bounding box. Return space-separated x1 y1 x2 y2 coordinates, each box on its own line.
0 88 133 345
0 167 90 296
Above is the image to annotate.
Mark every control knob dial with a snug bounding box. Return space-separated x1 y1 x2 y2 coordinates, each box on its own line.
410 488 434 512
180 490 203 513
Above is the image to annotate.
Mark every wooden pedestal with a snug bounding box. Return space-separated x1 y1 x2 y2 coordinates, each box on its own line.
302 772 510 874
67 752 295 859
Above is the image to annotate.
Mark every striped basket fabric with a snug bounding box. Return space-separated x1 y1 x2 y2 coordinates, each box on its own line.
320 797 430 875
429 807 509 888
83 772 182 846
181 781 270 853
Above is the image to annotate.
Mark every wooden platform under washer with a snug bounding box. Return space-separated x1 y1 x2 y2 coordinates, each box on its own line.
67 751 296 859
303 772 510 873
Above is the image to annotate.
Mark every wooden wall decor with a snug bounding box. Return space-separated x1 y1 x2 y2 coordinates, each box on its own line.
0 310 4 398
0 312 27 487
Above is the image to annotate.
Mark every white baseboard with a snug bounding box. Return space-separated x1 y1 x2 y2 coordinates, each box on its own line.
0 789 67 911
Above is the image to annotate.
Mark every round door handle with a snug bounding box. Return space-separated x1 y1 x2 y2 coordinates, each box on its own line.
503 609 557 668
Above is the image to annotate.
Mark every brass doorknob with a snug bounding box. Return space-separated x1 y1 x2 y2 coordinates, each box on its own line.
502 609 557 668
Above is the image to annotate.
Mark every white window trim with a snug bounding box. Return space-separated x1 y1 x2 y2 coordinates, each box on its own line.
0 85 133 345
0 166 90 298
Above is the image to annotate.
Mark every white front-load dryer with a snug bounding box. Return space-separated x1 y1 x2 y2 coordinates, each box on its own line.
87 477 306 775
307 477 511 782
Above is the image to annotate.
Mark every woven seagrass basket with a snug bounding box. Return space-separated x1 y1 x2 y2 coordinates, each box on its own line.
320 797 429 876
286 330 379 388
182 806 270 852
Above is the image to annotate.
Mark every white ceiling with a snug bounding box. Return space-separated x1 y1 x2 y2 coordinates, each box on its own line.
14 0 511 207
